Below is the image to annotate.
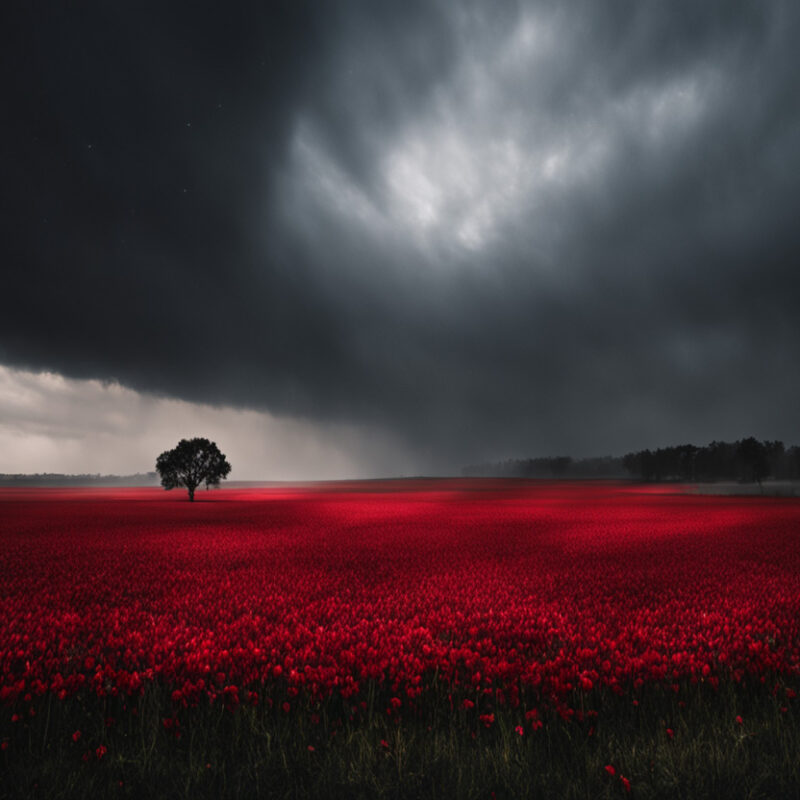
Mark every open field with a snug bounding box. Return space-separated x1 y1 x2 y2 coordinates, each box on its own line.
2 480 800 798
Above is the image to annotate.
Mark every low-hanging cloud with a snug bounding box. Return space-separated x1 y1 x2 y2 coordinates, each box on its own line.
0 366 418 478
3 0 799 474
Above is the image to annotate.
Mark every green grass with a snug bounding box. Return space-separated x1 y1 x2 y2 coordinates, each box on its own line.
2 679 799 799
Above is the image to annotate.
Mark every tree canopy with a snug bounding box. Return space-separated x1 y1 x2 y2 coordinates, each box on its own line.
155 438 231 501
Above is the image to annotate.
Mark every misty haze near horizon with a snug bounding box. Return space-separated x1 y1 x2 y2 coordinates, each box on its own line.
3 2 800 478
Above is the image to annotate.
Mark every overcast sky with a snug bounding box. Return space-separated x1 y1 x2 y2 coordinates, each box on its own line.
3 1 800 478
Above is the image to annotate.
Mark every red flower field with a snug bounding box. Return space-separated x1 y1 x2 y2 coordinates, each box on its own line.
2 480 799 712
2 479 800 798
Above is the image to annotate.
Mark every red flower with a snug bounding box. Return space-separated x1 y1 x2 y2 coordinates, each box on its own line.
604 765 616 777
620 776 631 792
71 730 81 742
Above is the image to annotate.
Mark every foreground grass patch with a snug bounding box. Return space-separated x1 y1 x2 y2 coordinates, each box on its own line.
2 679 799 799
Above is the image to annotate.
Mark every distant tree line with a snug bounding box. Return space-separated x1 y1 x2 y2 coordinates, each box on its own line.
622 438 800 483
0 472 159 487
462 438 800 484
462 455 626 479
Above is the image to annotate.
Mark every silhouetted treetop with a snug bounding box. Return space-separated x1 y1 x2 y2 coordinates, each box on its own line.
155 438 231 501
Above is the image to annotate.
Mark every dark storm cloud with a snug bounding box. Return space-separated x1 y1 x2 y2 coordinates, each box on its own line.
3 0 800 470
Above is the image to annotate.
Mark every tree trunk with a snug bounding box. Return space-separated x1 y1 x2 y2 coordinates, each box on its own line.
188 487 195 502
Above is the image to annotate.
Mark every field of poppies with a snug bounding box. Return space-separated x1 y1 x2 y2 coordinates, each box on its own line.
2 479 800 798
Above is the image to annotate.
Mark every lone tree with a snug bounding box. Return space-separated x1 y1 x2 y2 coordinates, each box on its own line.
155 438 231 501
